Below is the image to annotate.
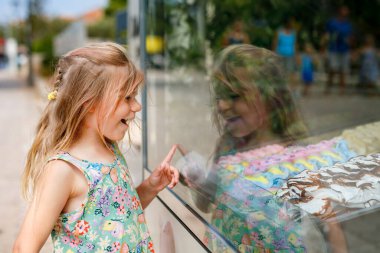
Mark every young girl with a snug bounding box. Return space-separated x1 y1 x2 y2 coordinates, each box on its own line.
13 42 179 253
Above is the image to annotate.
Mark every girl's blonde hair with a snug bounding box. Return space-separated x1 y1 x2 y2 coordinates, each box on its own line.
22 42 143 200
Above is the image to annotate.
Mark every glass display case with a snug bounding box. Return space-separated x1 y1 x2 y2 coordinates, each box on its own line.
140 1 380 252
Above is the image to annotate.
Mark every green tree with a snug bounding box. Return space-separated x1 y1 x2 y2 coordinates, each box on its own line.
87 17 115 39
87 0 128 40
32 17 70 76
206 0 380 52
105 0 128 17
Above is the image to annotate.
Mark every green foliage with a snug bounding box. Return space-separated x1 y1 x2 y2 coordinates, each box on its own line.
40 54 58 76
7 23 27 44
32 34 52 53
32 32 57 76
87 17 116 39
147 0 206 69
0 26 5 37
31 0 128 75
206 0 311 51
205 0 380 52
146 0 380 70
88 0 127 40
105 0 128 17
31 17 69 76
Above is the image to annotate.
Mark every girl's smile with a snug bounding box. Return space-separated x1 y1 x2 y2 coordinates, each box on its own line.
120 118 128 125
91 91 142 142
224 115 244 131
218 94 267 138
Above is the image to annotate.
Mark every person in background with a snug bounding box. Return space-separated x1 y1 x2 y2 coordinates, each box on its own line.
358 34 379 95
323 6 353 95
299 43 316 96
223 20 250 46
273 17 298 97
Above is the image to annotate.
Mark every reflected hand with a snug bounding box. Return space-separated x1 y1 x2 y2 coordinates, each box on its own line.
176 146 207 187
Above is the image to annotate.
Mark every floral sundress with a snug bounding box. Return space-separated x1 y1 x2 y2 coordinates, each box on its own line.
48 144 155 253
204 168 306 253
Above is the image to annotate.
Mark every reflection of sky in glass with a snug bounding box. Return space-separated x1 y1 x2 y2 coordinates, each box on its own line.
0 0 107 24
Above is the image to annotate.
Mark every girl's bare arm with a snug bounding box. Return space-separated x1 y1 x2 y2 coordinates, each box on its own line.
13 161 76 253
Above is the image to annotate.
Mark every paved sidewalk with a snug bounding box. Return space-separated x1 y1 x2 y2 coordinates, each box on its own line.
0 70 53 252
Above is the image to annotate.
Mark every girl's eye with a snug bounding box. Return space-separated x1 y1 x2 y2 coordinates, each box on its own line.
229 94 241 100
216 93 240 101
125 92 138 101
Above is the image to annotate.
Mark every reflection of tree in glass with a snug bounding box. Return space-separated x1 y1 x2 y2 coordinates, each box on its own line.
164 2 205 68
206 0 380 51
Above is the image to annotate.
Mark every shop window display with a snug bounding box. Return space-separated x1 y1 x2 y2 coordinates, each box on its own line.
144 1 380 252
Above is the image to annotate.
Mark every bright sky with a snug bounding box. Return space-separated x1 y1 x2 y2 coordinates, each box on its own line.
0 0 108 24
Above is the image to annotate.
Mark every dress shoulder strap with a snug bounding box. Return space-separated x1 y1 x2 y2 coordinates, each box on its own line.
111 143 128 167
47 151 89 171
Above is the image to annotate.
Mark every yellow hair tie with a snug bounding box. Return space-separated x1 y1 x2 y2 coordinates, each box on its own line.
47 90 58 101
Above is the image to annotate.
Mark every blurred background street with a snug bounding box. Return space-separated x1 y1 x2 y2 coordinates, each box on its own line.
0 69 53 252
1 0 380 252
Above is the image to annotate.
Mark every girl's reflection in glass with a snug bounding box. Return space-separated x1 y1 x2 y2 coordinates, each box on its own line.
211 45 307 159
179 44 314 252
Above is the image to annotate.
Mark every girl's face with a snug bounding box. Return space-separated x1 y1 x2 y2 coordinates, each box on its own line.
217 88 267 138
100 89 142 141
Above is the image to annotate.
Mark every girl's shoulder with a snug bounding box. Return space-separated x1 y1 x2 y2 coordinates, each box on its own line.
38 159 78 193
34 158 87 219
44 158 81 179
44 151 93 183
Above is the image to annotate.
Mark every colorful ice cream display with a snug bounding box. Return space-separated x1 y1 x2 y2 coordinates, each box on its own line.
276 153 380 220
216 138 356 190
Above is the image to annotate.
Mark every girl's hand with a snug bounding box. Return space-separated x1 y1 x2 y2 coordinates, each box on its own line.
148 145 179 192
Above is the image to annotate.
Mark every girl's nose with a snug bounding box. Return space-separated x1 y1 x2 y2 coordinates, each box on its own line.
132 100 142 112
